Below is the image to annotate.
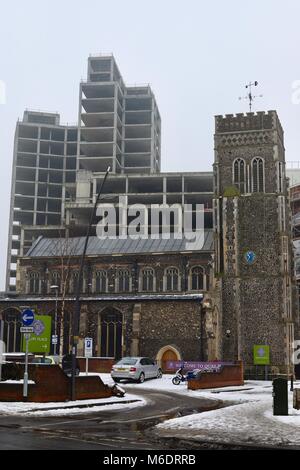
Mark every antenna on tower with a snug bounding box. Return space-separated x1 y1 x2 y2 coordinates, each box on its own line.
239 81 263 111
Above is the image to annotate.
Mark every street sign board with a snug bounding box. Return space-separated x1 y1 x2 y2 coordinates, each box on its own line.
22 315 51 354
21 309 35 326
52 335 58 345
85 337 93 358
20 326 34 333
253 345 270 365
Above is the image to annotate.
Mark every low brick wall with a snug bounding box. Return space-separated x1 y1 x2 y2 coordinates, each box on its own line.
77 357 115 373
0 364 114 402
188 361 244 390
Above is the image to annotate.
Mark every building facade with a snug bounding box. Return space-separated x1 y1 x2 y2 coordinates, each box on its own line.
3 54 298 375
6 111 77 291
1 234 216 368
6 55 161 292
213 111 298 375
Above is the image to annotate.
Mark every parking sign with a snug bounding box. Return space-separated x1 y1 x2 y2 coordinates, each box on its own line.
85 338 93 358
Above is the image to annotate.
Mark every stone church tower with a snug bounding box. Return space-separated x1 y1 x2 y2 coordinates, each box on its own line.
213 111 297 375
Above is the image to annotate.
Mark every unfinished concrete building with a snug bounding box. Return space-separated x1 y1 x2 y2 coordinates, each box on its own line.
6 111 77 291
79 55 161 174
6 55 161 292
64 171 213 238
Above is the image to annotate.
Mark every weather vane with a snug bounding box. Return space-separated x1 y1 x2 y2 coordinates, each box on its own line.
239 81 263 111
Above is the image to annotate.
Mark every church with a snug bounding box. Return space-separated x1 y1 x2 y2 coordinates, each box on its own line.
1 56 297 378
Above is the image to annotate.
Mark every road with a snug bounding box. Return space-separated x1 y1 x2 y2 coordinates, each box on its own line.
0 387 220 450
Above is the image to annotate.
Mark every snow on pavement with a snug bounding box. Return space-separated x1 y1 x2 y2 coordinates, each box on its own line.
2 370 300 444
153 380 300 447
0 393 146 416
97 373 300 447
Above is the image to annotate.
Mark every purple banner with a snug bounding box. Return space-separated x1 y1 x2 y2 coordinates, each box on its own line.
166 361 234 371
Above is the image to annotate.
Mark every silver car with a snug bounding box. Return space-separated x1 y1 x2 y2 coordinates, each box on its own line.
111 357 163 383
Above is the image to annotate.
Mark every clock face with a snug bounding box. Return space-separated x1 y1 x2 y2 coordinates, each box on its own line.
244 250 256 264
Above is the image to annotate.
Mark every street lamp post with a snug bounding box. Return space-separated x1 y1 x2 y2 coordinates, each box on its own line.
50 285 59 356
71 167 110 401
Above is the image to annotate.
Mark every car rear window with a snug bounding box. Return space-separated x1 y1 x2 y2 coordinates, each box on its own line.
116 358 138 365
32 358 52 364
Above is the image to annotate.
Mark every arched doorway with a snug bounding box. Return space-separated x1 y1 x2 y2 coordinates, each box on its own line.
156 345 182 371
98 308 123 359
1 307 22 352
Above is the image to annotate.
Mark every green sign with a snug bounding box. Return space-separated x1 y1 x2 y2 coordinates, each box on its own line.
22 315 51 354
253 345 270 365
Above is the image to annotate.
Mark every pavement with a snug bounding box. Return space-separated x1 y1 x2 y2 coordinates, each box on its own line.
0 387 220 450
1 375 299 449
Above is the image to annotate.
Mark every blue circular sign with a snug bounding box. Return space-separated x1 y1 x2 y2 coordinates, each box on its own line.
245 250 256 264
21 309 35 326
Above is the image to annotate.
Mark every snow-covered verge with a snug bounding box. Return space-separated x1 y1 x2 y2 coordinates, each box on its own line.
0 393 146 416
24 394 147 417
0 376 146 418
0 373 147 416
154 380 300 448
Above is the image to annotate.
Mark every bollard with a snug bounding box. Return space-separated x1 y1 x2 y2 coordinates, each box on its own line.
273 377 288 416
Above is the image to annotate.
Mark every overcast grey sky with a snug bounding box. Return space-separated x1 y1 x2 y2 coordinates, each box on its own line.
1 0 300 289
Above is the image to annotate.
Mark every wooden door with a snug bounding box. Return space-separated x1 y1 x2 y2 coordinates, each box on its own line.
161 349 178 372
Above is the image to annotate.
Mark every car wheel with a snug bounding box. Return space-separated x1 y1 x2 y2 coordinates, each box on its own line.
157 369 163 379
138 372 145 383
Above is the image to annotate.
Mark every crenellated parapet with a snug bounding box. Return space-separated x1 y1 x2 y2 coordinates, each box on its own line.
215 110 283 143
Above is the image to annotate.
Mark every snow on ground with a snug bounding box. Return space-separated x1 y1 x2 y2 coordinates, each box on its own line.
96 373 300 447
152 379 300 447
0 393 146 417
2 380 35 384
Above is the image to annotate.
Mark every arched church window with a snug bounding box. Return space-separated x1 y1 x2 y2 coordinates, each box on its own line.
233 158 246 193
70 270 79 294
252 157 264 193
117 269 131 292
190 266 204 290
29 271 40 294
165 267 179 291
95 270 108 293
141 268 154 292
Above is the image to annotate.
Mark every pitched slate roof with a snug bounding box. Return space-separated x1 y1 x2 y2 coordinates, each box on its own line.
26 231 213 258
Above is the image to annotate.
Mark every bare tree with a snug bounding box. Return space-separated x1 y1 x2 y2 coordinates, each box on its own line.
49 232 81 360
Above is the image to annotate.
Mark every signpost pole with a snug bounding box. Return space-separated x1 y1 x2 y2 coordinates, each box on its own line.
23 333 30 401
84 337 92 377
253 345 270 379
20 308 35 401
0 318 4 383
54 287 58 356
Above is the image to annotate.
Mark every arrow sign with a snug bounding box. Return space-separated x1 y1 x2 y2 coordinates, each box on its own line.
21 309 35 326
